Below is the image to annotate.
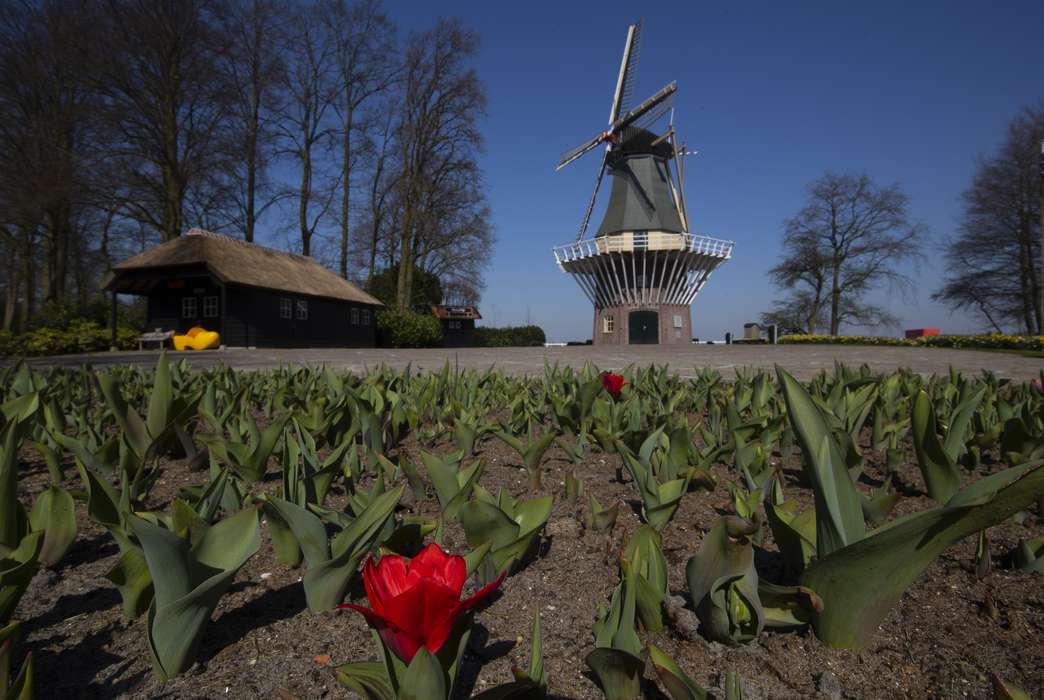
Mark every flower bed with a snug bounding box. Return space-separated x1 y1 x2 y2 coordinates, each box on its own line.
779 332 1044 351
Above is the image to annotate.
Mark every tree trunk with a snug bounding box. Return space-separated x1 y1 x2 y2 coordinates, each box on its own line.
395 205 413 308
299 143 312 256
245 127 257 241
339 108 352 278
829 259 841 335
367 213 381 286
2 255 19 331
161 79 182 241
20 229 34 328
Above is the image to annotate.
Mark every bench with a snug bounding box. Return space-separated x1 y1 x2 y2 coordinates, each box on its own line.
137 330 175 351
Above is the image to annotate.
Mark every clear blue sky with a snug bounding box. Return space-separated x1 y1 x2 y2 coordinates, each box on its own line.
299 1 1044 341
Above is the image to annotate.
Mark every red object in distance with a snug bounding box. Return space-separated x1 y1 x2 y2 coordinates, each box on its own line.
601 372 626 398
904 328 941 338
339 543 504 663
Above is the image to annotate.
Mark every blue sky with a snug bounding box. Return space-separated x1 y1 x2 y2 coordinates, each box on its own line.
285 1 1044 341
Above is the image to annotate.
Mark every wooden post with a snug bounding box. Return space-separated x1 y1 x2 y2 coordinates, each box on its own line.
219 282 227 349
110 291 117 350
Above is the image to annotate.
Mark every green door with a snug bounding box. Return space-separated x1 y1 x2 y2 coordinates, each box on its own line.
628 310 659 344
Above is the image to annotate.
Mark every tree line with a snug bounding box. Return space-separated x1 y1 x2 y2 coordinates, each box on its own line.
0 0 492 332
762 104 1043 336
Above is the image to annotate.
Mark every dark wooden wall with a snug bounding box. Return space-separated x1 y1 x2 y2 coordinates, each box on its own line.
145 275 221 335
222 285 377 348
441 318 476 348
141 275 378 347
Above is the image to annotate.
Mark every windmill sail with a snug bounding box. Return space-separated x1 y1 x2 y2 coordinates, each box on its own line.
609 20 642 124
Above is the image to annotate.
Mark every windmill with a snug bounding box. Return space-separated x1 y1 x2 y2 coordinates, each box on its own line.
552 21 734 345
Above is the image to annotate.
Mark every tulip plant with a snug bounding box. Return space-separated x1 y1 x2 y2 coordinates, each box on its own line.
261 484 403 611
1 353 1041 695
459 486 552 581
130 507 261 679
337 543 505 699
775 366 1044 649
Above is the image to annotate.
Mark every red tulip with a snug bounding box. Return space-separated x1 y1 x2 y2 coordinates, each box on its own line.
601 372 626 398
339 543 505 663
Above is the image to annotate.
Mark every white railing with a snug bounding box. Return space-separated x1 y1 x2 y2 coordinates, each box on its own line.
552 232 734 265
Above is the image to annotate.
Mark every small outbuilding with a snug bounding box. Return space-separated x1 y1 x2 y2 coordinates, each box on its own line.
104 228 383 348
431 305 481 347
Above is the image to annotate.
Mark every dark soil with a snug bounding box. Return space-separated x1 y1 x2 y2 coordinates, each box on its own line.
14 431 1044 699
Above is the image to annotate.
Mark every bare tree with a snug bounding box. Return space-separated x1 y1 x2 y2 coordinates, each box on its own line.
217 0 286 242
0 0 96 313
933 105 1043 334
767 172 924 335
358 103 400 285
89 0 235 242
394 19 487 309
760 291 829 335
275 5 337 257
322 0 397 278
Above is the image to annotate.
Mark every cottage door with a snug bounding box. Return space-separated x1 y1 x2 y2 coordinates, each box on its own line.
628 310 659 344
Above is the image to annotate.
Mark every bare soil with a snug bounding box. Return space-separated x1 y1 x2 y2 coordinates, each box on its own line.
14 432 1044 699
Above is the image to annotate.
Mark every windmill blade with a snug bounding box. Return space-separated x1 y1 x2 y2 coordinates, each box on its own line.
556 131 607 171
608 19 643 124
610 81 677 134
575 148 609 241
632 89 674 130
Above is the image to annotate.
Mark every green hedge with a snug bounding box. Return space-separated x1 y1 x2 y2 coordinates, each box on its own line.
376 308 443 348
779 333 1044 351
0 320 139 357
473 325 546 347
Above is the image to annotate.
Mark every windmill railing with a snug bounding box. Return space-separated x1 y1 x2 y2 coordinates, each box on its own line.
553 232 734 265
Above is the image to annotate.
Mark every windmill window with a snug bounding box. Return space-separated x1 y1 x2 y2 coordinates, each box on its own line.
181 297 197 318
603 315 614 333
279 298 292 319
202 296 219 318
296 300 308 320
350 308 359 325
673 314 683 328
361 309 371 325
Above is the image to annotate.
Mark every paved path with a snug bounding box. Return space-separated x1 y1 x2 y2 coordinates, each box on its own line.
15 344 1043 381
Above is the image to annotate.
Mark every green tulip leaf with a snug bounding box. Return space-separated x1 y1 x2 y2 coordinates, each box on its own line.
0 532 43 623
27 486 77 567
584 647 644 700
129 507 261 679
801 462 1044 649
911 391 962 503
776 367 864 557
649 643 709 700
335 660 394 700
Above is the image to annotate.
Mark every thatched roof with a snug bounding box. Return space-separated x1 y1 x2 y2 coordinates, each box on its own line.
105 228 382 306
431 305 481 320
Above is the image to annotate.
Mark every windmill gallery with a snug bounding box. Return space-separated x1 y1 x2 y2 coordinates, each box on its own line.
552 21 734 346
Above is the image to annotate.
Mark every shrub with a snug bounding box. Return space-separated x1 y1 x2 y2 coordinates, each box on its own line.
376 308 443 348
474 325 546 347
0 320 138 357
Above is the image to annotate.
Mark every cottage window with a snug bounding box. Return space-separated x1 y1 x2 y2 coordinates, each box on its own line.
361 309 371 325
182 297 197 318
296 299 309 320
603 315 614 333
203 296 219 318
279 298 292 319
350 308 359 325
448 320 460 330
